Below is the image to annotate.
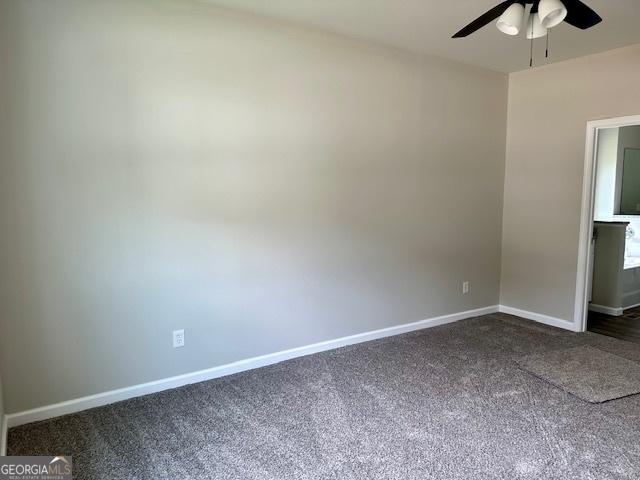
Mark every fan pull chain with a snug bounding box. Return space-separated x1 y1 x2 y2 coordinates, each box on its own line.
546 30 550 59
530 31 534 67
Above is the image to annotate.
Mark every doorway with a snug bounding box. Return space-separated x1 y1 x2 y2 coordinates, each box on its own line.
575 115 640 342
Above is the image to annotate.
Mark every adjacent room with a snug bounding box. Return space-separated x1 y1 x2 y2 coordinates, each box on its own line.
1 0 640 478
589 124 640 342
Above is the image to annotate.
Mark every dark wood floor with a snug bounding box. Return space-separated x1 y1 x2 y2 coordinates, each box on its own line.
588 306 640 343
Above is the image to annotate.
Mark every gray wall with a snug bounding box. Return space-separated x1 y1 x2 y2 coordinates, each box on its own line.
593 126 640 219
0 0 508 413
501 44 640 322
617 126 640 214
593 128 619 220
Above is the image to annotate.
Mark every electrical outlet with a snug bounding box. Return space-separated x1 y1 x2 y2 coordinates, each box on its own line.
462 281 470 295
173 329 185 348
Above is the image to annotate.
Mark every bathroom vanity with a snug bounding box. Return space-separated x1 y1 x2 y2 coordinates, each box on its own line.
590 220 640 316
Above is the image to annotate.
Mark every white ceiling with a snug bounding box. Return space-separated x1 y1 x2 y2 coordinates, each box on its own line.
203 0 640 73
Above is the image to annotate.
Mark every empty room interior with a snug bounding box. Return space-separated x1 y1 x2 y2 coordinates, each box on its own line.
1 0 640 478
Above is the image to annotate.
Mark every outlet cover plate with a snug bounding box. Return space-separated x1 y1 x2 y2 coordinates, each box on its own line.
173 329 185 348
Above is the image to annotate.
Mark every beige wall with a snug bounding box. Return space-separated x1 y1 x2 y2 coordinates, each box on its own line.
0 0 508 413
501 44 640 322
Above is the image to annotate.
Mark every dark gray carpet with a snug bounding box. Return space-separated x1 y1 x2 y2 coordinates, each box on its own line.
8 313 640 479
517 345 640 403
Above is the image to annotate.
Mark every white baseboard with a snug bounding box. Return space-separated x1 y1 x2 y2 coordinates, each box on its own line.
498 305 579 332
623 301 640 311
588 303 623 317
0 414 7 456
5 305 499 429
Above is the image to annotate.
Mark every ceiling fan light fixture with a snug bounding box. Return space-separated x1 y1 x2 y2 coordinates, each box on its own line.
526 12 547 39
539 0 568 29
496 2 525 36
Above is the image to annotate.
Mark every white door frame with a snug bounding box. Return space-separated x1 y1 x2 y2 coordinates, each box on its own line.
574 114 640 332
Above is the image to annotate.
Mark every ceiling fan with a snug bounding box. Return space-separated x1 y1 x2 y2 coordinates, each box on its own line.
452 0 602 39
452 0 601 66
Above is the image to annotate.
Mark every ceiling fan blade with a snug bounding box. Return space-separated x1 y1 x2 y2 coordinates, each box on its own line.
452 0 516 38
562 0 602 29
